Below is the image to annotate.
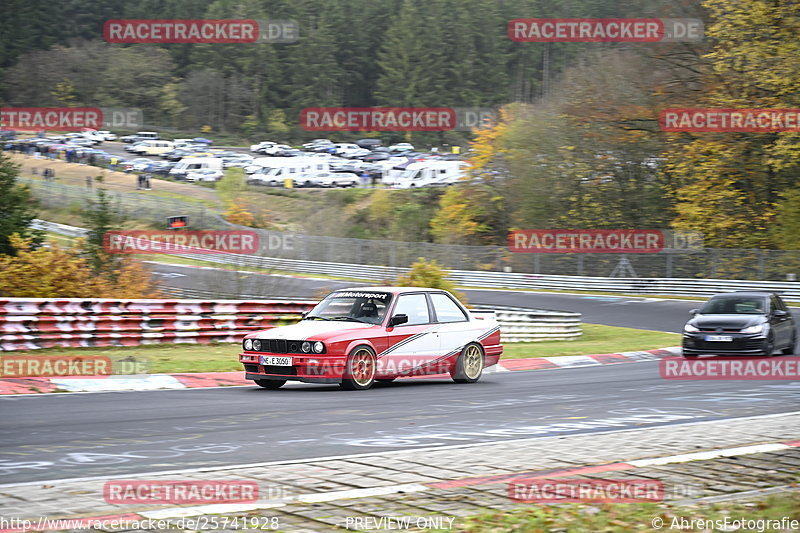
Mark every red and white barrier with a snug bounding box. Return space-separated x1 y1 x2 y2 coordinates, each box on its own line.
0 298 317 351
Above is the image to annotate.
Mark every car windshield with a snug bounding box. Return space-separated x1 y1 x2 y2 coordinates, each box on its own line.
700 297 767 315
305 291 392 325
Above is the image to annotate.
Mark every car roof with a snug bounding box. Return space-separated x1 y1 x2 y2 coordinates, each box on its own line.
710 292 775 298
336 286 450 295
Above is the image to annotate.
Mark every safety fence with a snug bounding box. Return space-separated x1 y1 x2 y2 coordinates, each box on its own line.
0 299 581 352
23 178 800 280
31 219 800 299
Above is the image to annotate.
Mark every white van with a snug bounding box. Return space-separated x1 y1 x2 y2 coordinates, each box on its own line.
389 161 469 188
134 140 175 156
169 157 224 179
247 157 329 184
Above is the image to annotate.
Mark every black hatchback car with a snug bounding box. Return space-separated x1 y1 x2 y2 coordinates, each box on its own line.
682 292 796 358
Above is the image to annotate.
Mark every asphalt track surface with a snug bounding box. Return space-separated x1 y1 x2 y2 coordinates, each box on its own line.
150 261 711 332
4 261 799 486
2 361 799 485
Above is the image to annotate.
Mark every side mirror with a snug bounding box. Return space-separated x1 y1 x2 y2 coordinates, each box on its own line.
389 314 408 327
689 309 698 316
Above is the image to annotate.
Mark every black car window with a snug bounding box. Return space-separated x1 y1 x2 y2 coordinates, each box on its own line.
700 297 767 314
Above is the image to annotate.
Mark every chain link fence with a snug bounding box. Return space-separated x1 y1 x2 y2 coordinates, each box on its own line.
24 177 800 281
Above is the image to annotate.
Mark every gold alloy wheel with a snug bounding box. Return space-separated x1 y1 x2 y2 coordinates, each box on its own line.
463 344 484 380
350 348 376 386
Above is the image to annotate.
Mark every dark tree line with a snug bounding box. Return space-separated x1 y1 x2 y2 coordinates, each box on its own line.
0 0 690 139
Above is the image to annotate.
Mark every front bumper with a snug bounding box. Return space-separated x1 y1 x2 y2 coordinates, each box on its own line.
682 333 767 355
240 352 346 383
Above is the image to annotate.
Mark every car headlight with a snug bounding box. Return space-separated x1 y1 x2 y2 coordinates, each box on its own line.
252 339 262 351
302 341 311 353
741 324 764 334
243 339 253 351
684 324 699 333
313 341 324 354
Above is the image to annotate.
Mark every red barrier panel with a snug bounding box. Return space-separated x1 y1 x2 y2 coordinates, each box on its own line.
0 298 317 352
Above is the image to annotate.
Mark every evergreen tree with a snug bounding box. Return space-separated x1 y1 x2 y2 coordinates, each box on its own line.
0 152 43 256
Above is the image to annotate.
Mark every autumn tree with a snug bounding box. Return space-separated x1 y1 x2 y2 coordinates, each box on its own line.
0 235 160 298
397 257 466 304
665 0 800 248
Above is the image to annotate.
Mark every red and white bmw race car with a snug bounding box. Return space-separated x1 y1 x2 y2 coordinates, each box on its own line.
239 287 503 390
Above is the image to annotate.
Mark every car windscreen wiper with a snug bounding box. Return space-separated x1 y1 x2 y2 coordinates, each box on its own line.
330 316 371 323
304 315 330 321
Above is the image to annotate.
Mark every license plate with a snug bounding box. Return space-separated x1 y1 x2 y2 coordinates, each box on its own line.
261 356 293 366
705 335 733 342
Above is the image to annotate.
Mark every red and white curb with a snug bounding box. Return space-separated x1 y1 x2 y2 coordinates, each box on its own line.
0 347 681 395
2 435 796 531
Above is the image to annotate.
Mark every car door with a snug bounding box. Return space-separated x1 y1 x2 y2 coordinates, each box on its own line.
770 295 792 348
380 293 437 377
430 292 477 364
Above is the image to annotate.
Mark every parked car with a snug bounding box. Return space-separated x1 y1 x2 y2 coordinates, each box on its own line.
120 131 159 143
356 139 382 149
239 287 503 390
303 138 333 149
125 141 145 153
222 154 255 168
388 142 415 152
95 130 117 141
275 148 307 157
170 157 224 178
294 171 359 188
250 141 276 153
148 160 175 175
261 144 293 156
124 158 155 172
185 168 224 182
682 292 796 357
362 152 391 162
340 148 372 159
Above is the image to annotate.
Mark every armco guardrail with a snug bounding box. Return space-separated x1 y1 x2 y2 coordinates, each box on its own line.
475 306 581 343
0 298 579 351
0 298 316 351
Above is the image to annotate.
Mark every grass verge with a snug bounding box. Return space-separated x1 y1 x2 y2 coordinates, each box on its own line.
1 324 678 374
446 491 800 532
501 323 679 358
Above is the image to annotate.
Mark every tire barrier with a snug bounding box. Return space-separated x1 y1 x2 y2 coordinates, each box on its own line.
473 306 582 342
0 299 581 351
0 298 317 352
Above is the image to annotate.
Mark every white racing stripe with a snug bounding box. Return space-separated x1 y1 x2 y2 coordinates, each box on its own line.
627 442 790 467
